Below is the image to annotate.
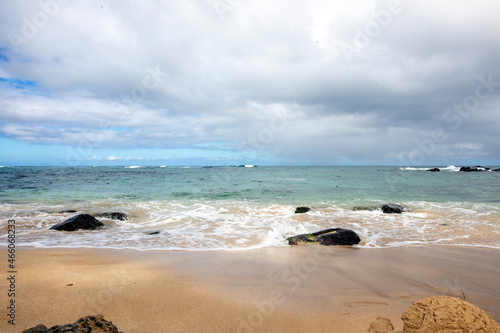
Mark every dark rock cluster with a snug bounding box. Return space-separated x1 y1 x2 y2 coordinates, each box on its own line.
22 314 122 333
352 203 407 214
459 165 500 172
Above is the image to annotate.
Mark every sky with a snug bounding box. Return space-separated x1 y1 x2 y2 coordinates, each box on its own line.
1 0 500 166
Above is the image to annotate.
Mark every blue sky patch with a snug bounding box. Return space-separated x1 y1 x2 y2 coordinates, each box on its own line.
0 47 8 62
0 77 36 89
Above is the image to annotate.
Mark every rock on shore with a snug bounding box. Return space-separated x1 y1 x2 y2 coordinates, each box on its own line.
401 296 500 333
49 214 104 231
294 207 311 214
352 203 407 213
287 228 360 246
353 205 379 211
22 314 122 333
380 203 407 214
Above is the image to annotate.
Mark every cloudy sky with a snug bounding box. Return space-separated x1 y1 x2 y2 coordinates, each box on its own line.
1 0 499 166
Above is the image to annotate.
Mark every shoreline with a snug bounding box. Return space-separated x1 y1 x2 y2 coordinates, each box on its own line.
3 245 500 332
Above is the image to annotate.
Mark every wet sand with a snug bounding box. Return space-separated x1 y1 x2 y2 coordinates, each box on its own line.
2 245 500 332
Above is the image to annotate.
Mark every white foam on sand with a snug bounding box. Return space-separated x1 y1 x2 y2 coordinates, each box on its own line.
3 200 499 251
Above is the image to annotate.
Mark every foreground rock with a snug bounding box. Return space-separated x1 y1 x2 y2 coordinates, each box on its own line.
287 228 360 246
93 212 129 221
50 214 104 231
380 203 406 214
294 207 311 214
23 314 122 333
401 296 500 333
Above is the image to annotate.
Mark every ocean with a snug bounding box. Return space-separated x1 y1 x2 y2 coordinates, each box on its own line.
1 165 499 250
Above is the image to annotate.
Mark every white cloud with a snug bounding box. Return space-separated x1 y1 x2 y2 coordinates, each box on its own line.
1 0 500 165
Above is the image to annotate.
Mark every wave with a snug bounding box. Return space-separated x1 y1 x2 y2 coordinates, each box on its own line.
400 167 430 171
125 166 142 169
3 200 499 251
400 165 460 172
440 165 461 171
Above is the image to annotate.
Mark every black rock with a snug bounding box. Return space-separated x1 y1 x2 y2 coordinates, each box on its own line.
58 210 77 213
93 212 129 221
427 168 440 172
294 207 311 214
22 314 122 333
380 203 406 214
493 168 500 172
353 205 379 211
148 231 160 235
459 166 490 172
50 214 104 231
287 228 360 246
22 324 48 333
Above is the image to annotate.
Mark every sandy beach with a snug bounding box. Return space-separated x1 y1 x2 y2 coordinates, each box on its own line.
3 245 500 333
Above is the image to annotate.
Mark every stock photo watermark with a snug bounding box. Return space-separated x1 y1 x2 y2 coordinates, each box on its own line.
206 106 291 185
63 66 168 166
6 219 17 326
338 0 403 64
400 74 499 167
385 73 499 190
238 108 291 156
237 246 331 333
7 0 73 52
210 0 245 21
75 269 134 316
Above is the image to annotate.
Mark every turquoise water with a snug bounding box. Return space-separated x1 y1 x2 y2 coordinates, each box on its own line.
2 165 499 204
1 166 499 250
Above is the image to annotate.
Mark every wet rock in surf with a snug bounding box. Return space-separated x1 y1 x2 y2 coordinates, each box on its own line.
22 314 122 333
294 207 311 214
427 168 440 172
401 296 500 333
58 209 78 213
50 214 104 231
381 203 406 214
353 205 379 211
287 228 360 246
93 212 129 221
